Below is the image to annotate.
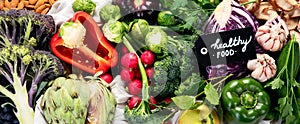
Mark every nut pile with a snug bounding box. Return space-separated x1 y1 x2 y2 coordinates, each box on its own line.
0 0 59 14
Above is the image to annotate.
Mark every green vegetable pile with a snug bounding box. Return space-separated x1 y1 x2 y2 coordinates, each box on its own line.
100 2 222 123
5 0 300 124
99 1 300 123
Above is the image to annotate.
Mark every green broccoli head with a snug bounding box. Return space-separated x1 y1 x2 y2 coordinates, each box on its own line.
151 56 181 100
72 0 96 15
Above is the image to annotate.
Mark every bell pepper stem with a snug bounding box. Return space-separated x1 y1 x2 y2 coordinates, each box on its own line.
123 36 149 101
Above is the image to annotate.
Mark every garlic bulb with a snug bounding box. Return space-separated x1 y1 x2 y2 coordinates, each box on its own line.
247 54 277 82
255 16 289 52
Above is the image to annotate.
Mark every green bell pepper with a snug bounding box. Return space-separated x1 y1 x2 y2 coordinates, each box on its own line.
221 78 271 124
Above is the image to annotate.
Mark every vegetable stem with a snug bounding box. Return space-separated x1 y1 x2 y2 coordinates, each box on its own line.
123 37 149 101
0 72 34 124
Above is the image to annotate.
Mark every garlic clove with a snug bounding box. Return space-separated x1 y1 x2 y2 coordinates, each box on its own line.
270 39 281 51
247 60 259 70
257 33 271 43
264 66 274 79
251 66 264 79
263 39 274 50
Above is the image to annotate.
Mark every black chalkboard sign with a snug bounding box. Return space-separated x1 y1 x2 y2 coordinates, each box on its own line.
193 27 257 68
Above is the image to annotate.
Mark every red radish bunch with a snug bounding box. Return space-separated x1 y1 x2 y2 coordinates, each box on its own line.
119 48 157 110
120 50 155 84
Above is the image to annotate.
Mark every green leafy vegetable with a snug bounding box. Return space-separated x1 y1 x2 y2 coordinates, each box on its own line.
159 0 210 34
128 19 150 42
174 73 206 96
102 20 128 43
204 83 219 105
145 28 168 54
265 35 300 123
72 0 96 15
100 4 122 22
172 95 195 110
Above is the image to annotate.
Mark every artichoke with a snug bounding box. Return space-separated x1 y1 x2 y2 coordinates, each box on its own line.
85 76 116 124
40 75 90 124
40 74 116 124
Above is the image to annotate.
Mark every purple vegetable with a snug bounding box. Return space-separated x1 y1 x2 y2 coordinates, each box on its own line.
204 1 259 34
203 1 260 79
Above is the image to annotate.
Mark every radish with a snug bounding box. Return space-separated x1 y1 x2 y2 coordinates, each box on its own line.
128 96 141 110
145 67 154 78
120 69 135 82
100 73 113 84
127 79 142 95
141 50 155 65
122 45 129 55
134 68 141 79
121 53 138 69
161 98 172 105
149 96 157 109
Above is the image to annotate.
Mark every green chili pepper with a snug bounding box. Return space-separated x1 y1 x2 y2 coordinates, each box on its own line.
221 78 271 124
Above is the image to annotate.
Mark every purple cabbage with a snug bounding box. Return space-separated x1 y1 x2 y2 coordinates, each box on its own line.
204 1 259 34
203 1 260 79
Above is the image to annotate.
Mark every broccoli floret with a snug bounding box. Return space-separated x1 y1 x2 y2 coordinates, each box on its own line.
0 9 56 50
0 44 64 123
124 100 151 124
153 56 180 83
27 50 64 106
151 56 181 100
150 34 200 101
179 43 199 79
124 103 172 124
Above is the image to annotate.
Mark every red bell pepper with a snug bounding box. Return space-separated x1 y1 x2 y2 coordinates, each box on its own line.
50 11 118 74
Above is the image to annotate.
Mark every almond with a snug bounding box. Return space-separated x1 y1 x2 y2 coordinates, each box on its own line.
41 7 49 14
17 2 24 9
0 1 4 9
22 1 29 6
3 7 9 11
34 0 44 9
10 0 19 8
26 4 35 9
29 0 37 5
35 4 50 13
4 0 11 9
49 0 55 5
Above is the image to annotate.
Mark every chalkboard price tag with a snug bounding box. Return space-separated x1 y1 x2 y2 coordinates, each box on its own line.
193 27 257 67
